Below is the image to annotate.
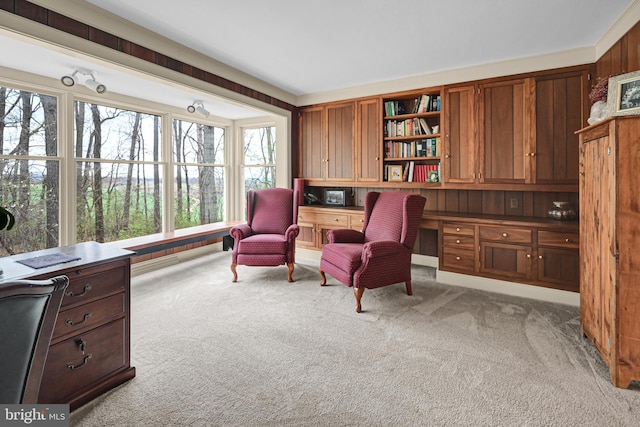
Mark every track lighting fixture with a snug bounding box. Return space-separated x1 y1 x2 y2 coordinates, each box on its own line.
61 67 107 94
187 101 210 118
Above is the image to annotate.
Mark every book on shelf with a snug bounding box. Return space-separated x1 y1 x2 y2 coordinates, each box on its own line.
418 118 431 134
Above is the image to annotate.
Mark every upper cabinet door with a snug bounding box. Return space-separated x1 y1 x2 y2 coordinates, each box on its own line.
356 98 381 182
300 106 325 181
325 102 355 181
444 85 477 184
478 78 534 184
534 70 588 185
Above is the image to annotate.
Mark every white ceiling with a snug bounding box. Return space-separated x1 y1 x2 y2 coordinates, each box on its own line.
0 0 636 119
84 0 635 96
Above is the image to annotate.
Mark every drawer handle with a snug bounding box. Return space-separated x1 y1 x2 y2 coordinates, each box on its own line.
334 218 339 222
456 239 461 244
539 255 543 260
455 256 461 261
67 354 92 370
456 227 461 232
526 254 531 258
65 283 92 297
502 232 508 237
565 238 571 243
65 312 93 326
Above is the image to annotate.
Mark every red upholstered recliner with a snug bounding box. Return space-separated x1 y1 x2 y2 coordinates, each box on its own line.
319 191 426 312
230 188 300 282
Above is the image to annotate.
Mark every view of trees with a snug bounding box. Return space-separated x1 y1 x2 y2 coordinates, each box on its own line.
0 84 277 256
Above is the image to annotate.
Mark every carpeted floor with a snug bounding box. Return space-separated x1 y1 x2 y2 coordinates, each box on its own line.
70 251 640 426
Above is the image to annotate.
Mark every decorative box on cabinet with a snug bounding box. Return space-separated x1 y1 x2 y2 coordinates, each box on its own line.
578 116 640 388
0 242 135 409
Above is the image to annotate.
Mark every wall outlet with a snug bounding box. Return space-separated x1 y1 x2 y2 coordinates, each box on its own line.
510 198 519 209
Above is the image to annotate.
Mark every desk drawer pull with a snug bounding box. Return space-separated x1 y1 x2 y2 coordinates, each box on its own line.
65 283 92 297
65 312 92 326
502 232 508 237
67 355 92 370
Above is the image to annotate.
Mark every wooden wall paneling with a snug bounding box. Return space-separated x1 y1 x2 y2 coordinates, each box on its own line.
481 191 505 215
522 191 535 217
444 190 460 212
627 21 640 72
467 191 483 214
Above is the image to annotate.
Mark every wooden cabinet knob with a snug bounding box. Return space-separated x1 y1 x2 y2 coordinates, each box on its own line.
502 232 508 237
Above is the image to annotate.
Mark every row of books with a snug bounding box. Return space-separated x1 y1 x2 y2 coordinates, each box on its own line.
384 138 441 158
384 94 441 116
384 117 435 137
384 161 441 183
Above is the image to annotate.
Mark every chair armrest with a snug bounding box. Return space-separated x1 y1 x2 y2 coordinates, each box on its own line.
230 223 252 240
285 224 300 241
327 229 365 244
361 240 406 259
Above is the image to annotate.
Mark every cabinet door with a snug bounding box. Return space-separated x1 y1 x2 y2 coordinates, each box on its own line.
480 241 532 280
479 79 533 184
535 71 587 184
326 102 354 181
356 98 381 182
300 106 325 180
579 135 614 355
537 247 579 291
296 222 317 249
444 85 477 183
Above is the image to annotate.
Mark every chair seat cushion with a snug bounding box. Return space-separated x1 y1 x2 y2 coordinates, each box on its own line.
321 243 363 274
236 234 287 254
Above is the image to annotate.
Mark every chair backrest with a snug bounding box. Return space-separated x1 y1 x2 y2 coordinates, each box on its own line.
363 191 426 248
0 275 68 404
247 188 296 235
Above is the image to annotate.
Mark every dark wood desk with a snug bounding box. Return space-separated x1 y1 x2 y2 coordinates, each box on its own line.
0 242 135 410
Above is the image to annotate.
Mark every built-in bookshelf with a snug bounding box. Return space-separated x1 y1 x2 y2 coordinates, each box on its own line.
382 90 442 184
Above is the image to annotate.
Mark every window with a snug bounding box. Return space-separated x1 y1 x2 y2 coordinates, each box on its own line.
74 101 162 243
243 125 276 195
0 87 59 256
172 119 225 229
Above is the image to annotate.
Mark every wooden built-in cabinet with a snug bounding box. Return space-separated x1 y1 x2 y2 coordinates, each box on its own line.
439 218 579 292
443 85 477 184
0 242 135 410
296 206 364 250
299 102 355 182
355 98 382 183
578 116 640 389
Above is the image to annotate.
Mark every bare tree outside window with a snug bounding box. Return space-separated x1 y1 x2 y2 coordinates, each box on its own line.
243 126 276 201
173 119 225 229
0 87 59 256
75 102 162 243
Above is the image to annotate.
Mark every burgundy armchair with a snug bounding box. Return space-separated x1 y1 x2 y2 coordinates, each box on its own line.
319 191 426 312
230 188 300 282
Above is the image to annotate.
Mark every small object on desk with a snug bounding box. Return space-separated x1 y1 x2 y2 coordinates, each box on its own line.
547 201 577 221
16 253 81 269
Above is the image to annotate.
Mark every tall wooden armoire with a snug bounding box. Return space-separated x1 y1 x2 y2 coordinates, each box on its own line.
577 116 640 388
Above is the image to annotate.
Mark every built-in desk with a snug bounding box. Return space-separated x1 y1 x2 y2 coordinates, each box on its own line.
0 242 135 410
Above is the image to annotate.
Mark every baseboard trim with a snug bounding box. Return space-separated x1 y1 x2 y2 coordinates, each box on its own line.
296 248 578 306
436 270 580 306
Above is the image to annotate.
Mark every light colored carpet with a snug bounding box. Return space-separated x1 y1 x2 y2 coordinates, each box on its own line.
71 251 640 426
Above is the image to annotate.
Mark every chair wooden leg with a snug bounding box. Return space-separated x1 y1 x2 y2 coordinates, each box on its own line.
319 269 327 286
287 262 294 282
405 280 413 296
354 286 365 313
231 263 238 282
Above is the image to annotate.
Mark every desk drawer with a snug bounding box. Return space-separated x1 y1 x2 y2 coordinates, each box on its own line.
441 247 476 271
62 266 126 308
479 226 531 244
39 318 126 404
442 223 475 236
314 213 349 227
443 235 475 249
538 231 579 249
53 293 125 340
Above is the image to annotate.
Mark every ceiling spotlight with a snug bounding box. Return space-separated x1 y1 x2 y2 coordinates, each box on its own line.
187 101 210 118
60 68 107 94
